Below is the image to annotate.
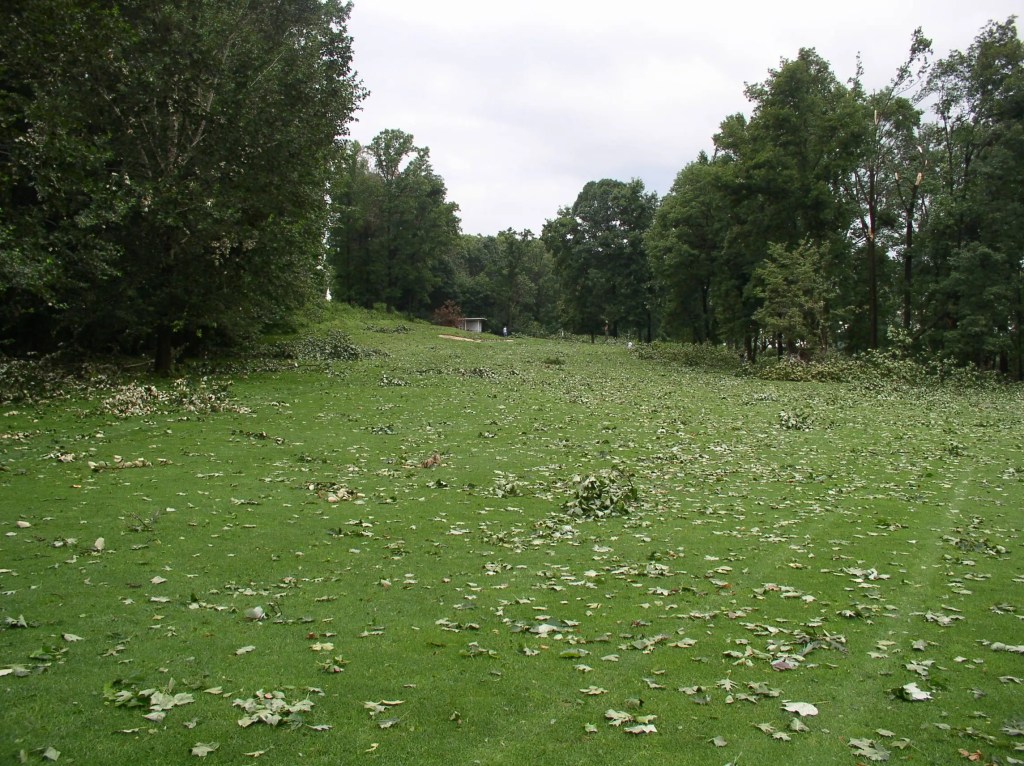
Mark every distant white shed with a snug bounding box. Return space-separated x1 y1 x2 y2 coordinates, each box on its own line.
457 317 485 333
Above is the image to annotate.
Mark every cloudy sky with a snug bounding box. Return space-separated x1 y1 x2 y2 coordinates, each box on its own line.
345 1 1020 236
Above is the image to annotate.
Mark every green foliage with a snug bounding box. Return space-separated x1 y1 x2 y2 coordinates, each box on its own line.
328 131 460 315
543 178 657 339
899 19 1023 373
646 153 728 343
632 341 744 373
1 0 365 371
261 329 376 364
439 231 558 334
749 240 833 355
754 347 1008 390
562 468 639 518
641 20 1022 377
777 409 814 430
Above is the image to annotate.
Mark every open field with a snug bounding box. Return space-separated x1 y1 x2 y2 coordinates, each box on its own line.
1 308 1023 765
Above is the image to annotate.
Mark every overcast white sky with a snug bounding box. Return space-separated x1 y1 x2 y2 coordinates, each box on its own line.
346 1 1021 236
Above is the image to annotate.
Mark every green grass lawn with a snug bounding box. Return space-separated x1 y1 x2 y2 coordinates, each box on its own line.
2 307 1022 765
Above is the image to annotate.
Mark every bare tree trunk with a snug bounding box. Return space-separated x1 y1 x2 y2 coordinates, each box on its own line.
154 323 174 376
902 175 921 331
867 168 879 349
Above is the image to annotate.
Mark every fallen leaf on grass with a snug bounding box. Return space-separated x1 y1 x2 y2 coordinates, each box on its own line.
605 709 633 727
988 642 1024 654
363 700 404 718
1002 720 1024 736
849 737 891 761
191 742 219 758
895 682 932 701
782 701 818 717
234 690 315 728
624 724 657 735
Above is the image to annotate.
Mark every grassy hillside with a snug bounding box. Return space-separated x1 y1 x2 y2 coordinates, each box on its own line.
1 306 1022 765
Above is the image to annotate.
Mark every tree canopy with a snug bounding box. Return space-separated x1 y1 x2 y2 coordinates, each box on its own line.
1 0 364 371
327 130 460 315
542 178 657 340
2 8 1021 377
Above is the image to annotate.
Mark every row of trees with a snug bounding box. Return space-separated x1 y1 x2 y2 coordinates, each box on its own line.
348 19 1021 377
646 19 1023 374
2 6 1020 377
1 0 364 372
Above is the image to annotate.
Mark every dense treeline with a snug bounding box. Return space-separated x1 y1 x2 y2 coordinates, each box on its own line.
335 18 1022 377
646 20 1024 376
1 8 1020 377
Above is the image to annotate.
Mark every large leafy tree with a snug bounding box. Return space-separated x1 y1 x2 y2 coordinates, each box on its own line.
489 229 551 333
543 178 657 340
844 30 932 349
646 152 731 342
917 18 1024 373
710 48 864 358
2 0 365 372
328 129 460 314
1 1 128 351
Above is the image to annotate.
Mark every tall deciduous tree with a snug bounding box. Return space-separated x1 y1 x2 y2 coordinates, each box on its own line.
646 152 730 342
543 178 657 340
2 0 365 372
711 48 864 358
918 17 1024 373
445 232 556 334
844 29 932 350
328 129 460 314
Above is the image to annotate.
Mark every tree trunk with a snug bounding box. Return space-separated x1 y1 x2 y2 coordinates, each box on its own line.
902 175 921 331
154 323 174 376
867 168 879 349
1016 276 1024 381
